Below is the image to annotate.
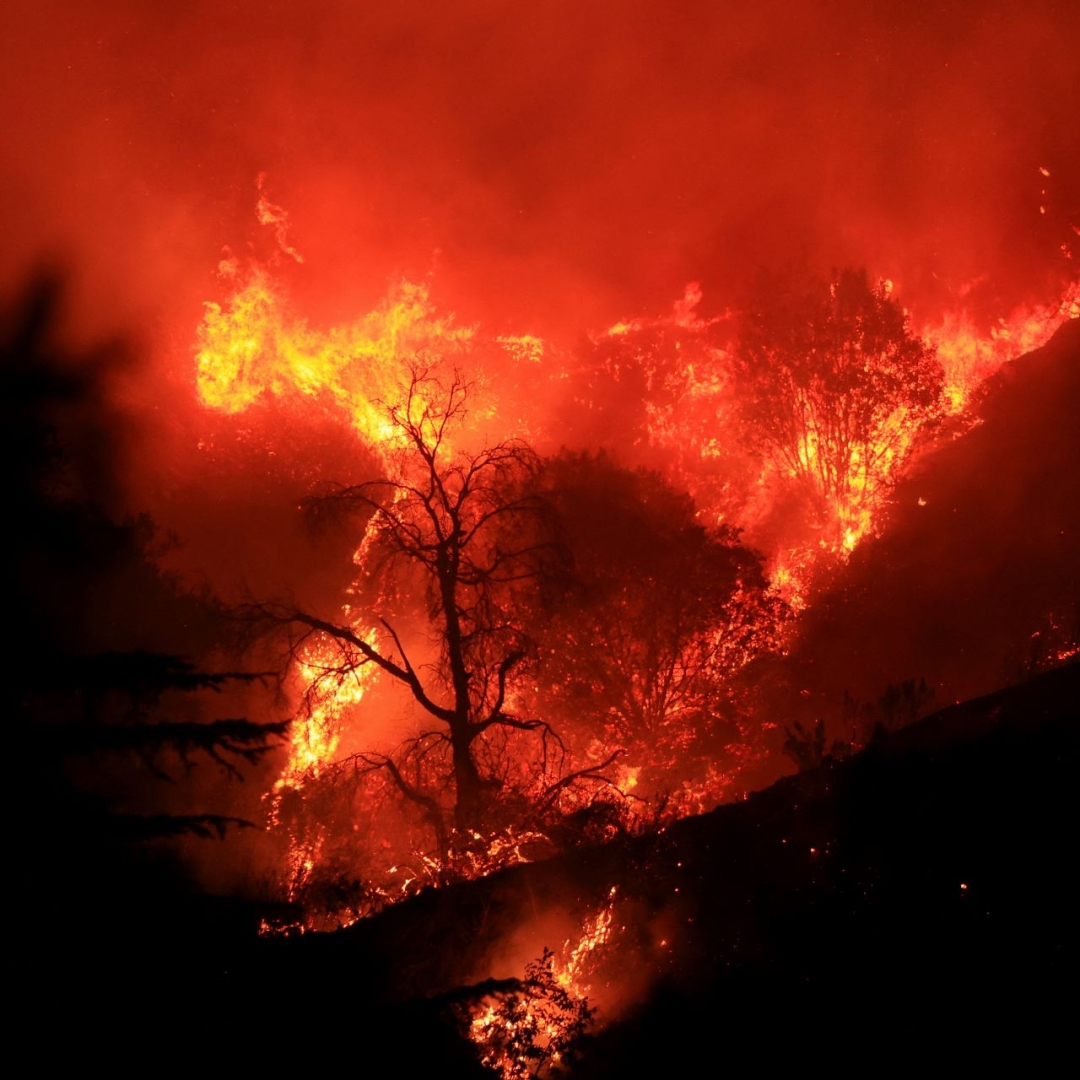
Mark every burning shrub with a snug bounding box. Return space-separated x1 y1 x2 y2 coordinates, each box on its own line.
465 948 596 1080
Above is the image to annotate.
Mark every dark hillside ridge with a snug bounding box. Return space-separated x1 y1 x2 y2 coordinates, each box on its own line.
198 660 1077 1071
780 316 1080 722
571 659 1079 1073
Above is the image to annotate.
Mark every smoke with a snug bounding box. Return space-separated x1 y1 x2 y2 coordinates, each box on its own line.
6 0 1076 679
3 0 1077 343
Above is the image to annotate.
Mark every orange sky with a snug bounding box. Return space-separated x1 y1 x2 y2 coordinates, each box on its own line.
3 0 1076 344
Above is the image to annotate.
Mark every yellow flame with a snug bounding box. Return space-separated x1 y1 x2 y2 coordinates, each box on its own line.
195 267 476 446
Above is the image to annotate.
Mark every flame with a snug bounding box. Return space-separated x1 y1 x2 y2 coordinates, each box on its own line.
265 627 380 907
272 631 379 794
255 172 305 265
629 276 1078 576
920 280 1079 413
195 266 475 446
769 555 810 613
467 889 618 1078
553 888 618 996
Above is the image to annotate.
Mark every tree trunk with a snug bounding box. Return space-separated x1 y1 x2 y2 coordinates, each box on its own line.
439 552 485 834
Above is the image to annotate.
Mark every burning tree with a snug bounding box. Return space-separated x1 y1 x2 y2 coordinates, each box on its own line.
530 452 786 803
732 267 944 550
270 367 563 862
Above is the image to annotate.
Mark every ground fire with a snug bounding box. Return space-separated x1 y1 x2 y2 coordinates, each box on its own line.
6 3 1078 1074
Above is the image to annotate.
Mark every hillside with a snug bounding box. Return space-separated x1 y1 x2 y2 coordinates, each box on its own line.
772 317 1079 730
155 660 1078 1073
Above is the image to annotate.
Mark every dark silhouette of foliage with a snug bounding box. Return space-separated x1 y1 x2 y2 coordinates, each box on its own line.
530 451 785 790
781 717 839 771
875 676 937 729
785 677 937 770
3 277 286 952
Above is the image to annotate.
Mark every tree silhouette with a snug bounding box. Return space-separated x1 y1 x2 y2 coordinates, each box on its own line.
266 367 564 856
3 276 287 961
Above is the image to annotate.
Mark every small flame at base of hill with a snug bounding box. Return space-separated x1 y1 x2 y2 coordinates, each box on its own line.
466 889 618 1079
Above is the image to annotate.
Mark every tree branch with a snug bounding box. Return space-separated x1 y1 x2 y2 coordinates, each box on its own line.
535 750 627 819
282 609 456 724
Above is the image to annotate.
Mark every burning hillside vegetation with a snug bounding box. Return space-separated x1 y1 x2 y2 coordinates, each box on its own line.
183 206 1077 939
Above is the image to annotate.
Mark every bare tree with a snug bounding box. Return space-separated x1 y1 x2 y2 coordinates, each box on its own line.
268 367 561 853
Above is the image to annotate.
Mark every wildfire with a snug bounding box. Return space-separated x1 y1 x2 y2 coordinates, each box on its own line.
195 266 476 448
271 632 378 798
554 888 618 995
265 628 379 907
623 273 1079 575
194 186 1078 937
769 555 811 613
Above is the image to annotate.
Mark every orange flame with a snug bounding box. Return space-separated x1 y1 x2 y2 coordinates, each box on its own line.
195 187 1077 933
265 628 380 905
921 280 1079 413
468 889 618 1078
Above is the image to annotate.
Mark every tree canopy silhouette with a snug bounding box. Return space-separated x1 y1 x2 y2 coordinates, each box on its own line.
529 451 785 793
3 276 286 956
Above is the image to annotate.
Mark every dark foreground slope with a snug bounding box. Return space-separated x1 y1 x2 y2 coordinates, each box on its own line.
157 660 1076 1074
570 660 1079 1074
41 644 1077 1073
